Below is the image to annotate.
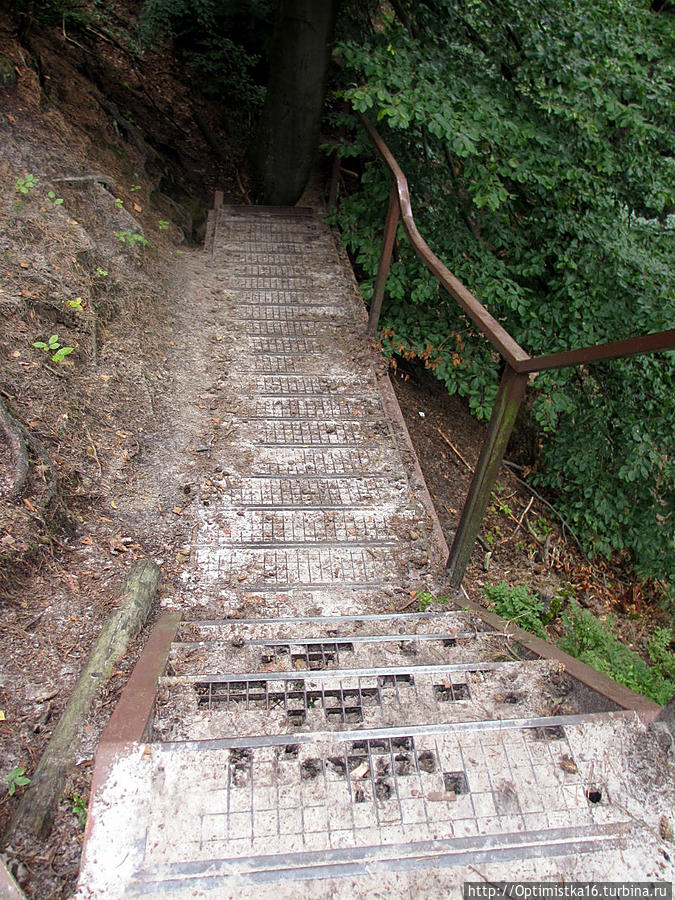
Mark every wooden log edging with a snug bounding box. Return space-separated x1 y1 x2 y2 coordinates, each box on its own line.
2 559 161 843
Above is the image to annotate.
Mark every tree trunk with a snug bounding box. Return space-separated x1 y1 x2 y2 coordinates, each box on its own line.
249 0 337 206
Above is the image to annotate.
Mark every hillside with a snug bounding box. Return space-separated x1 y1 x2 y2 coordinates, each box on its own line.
0 4 673 897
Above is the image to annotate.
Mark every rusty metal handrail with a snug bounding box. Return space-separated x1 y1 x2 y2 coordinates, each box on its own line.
338 113 675 587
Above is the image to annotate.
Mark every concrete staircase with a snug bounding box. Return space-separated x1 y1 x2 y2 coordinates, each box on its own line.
75 206 672 897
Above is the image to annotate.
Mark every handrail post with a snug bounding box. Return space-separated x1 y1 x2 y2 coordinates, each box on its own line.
367 184 399 339
447 365 529 587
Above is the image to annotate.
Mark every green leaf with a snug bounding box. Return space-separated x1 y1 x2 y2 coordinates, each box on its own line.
52 346 74 363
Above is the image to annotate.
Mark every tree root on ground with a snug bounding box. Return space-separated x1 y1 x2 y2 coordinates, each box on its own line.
0 396 30 499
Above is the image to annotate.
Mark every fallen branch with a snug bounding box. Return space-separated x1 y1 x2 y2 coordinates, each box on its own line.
513 495 534 536
502 462 585 554
53 174 116 190
0 397 29 498
436 426 474 472
2 559 161 842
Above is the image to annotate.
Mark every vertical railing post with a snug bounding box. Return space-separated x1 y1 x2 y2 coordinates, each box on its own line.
367 184 400 339
447 364 529 587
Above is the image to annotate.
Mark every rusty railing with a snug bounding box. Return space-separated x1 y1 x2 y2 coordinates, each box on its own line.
330 113 675 587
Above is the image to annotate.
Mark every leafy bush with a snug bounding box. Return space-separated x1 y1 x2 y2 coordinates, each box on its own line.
483 583 675 704
330 0 675 589
482 582 548 638
139 0 271 106
559 605 674 705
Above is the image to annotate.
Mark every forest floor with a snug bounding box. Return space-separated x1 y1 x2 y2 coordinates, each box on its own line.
0 7 671 900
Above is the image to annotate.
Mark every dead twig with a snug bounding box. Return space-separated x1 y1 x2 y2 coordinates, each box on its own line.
513 494 534 536
84 427 102 478
436 426 474 472
502 461 585 554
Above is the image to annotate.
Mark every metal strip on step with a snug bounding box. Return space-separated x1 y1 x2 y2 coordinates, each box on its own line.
153 711 612 752
211 540 398 550
183 611 448 626
130 823 627 892
174 631 480 648
159 661 513 686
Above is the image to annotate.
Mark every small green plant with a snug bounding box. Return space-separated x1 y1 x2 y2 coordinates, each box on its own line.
417 591 434 611
115 231 148 247
158 219 170 231
491 494 513 517
6 766 31 796
647 628 675 682
483 582 548 638
95 267 109 277
130 184 142 192
529 515 555 541
68 297 85 311
113 197 124 209
33 334 75 363
15 174 38 195
415 591 450 611
559 606 674 705
46 190 63 206
71 793 87 827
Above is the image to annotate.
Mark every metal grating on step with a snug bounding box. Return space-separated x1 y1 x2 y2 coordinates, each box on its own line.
192 545 398 587
198 508 400 544
139 723 613 875
251 397 384 419
226 476 400 506
251 447 394 476
190 671 475 729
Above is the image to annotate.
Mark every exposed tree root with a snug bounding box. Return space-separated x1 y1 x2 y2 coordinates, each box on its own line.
0 396 29 499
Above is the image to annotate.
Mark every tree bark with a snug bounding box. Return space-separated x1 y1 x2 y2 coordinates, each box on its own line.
3 559 160 842
249 0 337 205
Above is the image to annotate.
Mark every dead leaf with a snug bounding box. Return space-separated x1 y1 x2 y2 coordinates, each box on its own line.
133 203 142 212
110 535 127 553
110 500 118 509
172 507 182 515
559 754 578 774
351 761 370 779
19 261 30 269
23 498 36 512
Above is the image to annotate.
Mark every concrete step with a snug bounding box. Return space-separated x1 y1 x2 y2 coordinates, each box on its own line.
168 610 494 672
152 659 592 742
78 714 660 899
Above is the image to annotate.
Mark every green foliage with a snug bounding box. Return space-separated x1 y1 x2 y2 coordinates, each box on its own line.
115 231 148 248
68 297 85 311
416 590 450 611
15 174 38 195
46 190 63 206
647 627 675 682
483 582 674 703
331 0 675 587
7 0 87 29
482 582 548 638
113 197 124 209
139 0 271 106
158 219 170 231
71 793 87 827
33 334 75 363
6 766 30 796
559 605 674 705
